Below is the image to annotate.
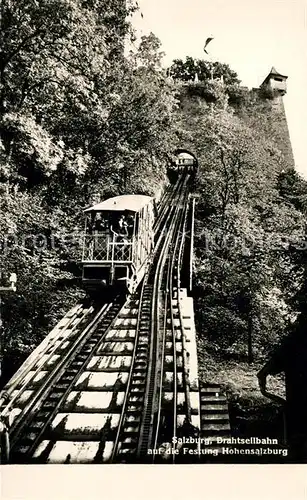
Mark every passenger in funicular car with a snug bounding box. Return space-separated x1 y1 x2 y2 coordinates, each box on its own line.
87 213 107 234
110 213 135 260
126 214 135 237
93 214 107 232
86 213 109 260
110 214 133 242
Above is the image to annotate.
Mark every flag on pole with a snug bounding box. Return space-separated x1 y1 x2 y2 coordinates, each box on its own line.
204 37 214 54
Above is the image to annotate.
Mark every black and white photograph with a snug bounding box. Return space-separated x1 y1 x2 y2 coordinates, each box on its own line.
0 0 307 479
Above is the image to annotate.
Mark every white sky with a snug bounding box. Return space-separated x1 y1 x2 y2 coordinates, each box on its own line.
132 0 307 178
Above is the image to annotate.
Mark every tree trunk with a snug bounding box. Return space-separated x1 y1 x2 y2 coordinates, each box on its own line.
247 310 254 364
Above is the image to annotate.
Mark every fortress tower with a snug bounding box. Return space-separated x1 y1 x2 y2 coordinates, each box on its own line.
257 67 295 170
260 66 288 96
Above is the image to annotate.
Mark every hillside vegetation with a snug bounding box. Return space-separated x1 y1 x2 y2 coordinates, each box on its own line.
171 60 307 434
0 0 177 382
1 1 307 444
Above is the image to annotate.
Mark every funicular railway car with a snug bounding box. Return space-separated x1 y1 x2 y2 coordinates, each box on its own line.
82 195 156 293
169 151 197 177
176 155 195 172
176 153 197 173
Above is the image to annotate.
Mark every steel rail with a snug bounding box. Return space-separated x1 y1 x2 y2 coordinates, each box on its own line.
7 303 107 439
169 189 190 462
137 174 189 458
152 178 190 461
9 300 111 443
0 303 95 420
136 207 176 457
10 297 124 462
170 189 191 464
110 176 186 462
153 176 183 235
153 182 176 232
176 196 193 426
110 279 146 461
0 303 83 393
155 183 172 212
151 244 173 459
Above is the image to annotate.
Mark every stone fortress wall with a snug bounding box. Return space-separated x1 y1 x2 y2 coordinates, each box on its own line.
253 67 295 171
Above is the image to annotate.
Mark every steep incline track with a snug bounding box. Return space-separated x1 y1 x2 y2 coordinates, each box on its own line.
1 171 196 464
10 298 123 462
109 174 192 462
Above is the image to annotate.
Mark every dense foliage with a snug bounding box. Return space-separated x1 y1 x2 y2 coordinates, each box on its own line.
169 57 240 85
169 57 243 104
1 0 307 421
175 83 307 366
0 0 178 383
173 77 307 437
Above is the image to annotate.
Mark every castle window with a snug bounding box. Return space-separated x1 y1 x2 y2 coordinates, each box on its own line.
274 77 283 82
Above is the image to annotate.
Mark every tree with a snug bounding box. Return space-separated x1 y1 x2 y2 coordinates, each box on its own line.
0 1 182 386
277 169 307 214
133 32 165 71
169 57 240 86
181 85 306 362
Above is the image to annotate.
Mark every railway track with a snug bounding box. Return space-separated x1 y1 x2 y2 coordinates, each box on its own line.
110 173 192 462
152 176 192 462
139 175 192 461
9 297 124 463
0 301 99 426
153 175 184 236
2 171 196 464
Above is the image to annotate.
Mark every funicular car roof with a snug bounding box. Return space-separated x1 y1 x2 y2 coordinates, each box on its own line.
84 194 153 213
